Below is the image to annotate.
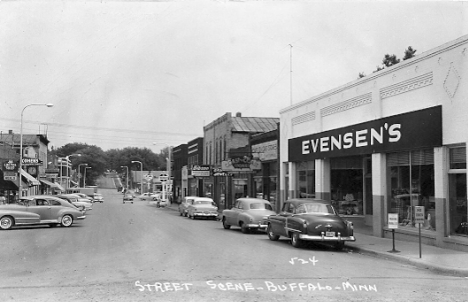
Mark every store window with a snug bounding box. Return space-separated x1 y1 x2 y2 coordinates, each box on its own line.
387 149 435 230
331 156 364 215
449 146 467 236
296 161 315 198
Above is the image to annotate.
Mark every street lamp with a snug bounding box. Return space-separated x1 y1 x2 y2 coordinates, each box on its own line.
131 160 143 194
84 166 92 187
78 163 88 187
19 103 53 198
120 165 129 191
153 142 172 201
65 154 81 189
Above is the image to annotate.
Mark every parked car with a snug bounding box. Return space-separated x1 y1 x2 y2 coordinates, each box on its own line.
186 197 218 220
72 193 94 203
266 198 355 250
179 196 197 217
0 195 86 230
92 193 104 203
56 194 93 212
123 193 133 204
138 193 159 201
221 198 276 233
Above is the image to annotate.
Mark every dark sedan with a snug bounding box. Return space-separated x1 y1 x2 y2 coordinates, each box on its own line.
266 198 355 250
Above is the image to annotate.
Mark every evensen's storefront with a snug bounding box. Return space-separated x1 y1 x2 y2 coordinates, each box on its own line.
279 35 468 251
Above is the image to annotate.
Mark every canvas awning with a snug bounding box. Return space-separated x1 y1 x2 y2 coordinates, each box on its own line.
20 169 41 186
40 179 65 192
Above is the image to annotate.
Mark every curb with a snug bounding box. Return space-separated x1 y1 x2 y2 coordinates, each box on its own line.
165 205 468 277
348 245 468 278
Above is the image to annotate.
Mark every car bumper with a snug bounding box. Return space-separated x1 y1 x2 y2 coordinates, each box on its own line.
298 233 356 242
193 212 218 217
246 223 268 230
77 215 86 220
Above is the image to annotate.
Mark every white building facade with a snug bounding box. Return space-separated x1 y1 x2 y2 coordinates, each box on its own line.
280 35 468 251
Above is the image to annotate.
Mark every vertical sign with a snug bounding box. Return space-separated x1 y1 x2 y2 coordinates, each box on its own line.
414 206 425 258
388 213 399 229
414 206 425 225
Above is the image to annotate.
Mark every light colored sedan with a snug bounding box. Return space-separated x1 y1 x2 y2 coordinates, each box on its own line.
186 197 218 220
138 193 159 201
221 198 276 233
57 194 93 212
0 195 86 230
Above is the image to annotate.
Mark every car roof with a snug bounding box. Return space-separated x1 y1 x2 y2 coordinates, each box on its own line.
285 198 332 206
193 197 214 201
236 198 272 204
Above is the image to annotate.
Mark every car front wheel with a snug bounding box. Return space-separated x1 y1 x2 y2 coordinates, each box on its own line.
267 224 279 241
291 232 303 248
61 215 73 227
0 216 14 230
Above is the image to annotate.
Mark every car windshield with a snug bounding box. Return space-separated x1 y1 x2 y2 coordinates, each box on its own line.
250 203 273 210
296 203 335 214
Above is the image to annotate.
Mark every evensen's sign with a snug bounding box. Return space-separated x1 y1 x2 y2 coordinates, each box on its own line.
288 106 442 162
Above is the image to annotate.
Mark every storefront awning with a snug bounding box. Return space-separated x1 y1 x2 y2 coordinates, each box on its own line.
40 179 65 192
20 169 41 186
69 180 78 187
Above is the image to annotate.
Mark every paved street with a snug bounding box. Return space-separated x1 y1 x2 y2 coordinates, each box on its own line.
0 188 466 302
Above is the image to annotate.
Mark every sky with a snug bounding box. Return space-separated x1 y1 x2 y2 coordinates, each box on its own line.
0 0 467 153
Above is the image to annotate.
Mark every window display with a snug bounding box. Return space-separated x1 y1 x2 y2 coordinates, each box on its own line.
387 149 435 230
449 146 467 236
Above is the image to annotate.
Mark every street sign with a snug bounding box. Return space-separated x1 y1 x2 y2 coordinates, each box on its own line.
388 213 399 229
415 206 425 224
145 174 154 181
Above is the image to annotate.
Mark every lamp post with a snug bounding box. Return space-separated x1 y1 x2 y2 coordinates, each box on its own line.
19 103 53 198
120 165 129 191
153 143 172 201
131 160 143 194
84 167 92 188
78 163 88 187
65 154 81 190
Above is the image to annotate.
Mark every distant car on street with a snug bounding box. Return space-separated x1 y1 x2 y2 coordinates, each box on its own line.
92 193 104 203
221 198 276 233
123 193 133 204
138 192 161 201
266 198 355 250
179 196 197 217
0 195 86 230
186 197 218 220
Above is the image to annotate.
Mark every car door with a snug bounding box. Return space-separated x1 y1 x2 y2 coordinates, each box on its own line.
223 200 237 224
226 200 243 225
270 202 294 236
28 198 54 221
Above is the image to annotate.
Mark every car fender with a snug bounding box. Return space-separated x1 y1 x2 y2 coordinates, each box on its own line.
236 212 253 226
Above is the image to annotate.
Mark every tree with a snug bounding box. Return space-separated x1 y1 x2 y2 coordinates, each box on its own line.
382 54 400 67
56 143 108 186
373 65 384 73
403 46 417 60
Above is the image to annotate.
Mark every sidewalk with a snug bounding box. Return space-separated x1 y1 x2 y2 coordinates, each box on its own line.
163 203 468 277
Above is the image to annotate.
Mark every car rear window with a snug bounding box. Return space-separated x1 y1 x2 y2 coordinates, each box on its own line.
250 203 273 210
